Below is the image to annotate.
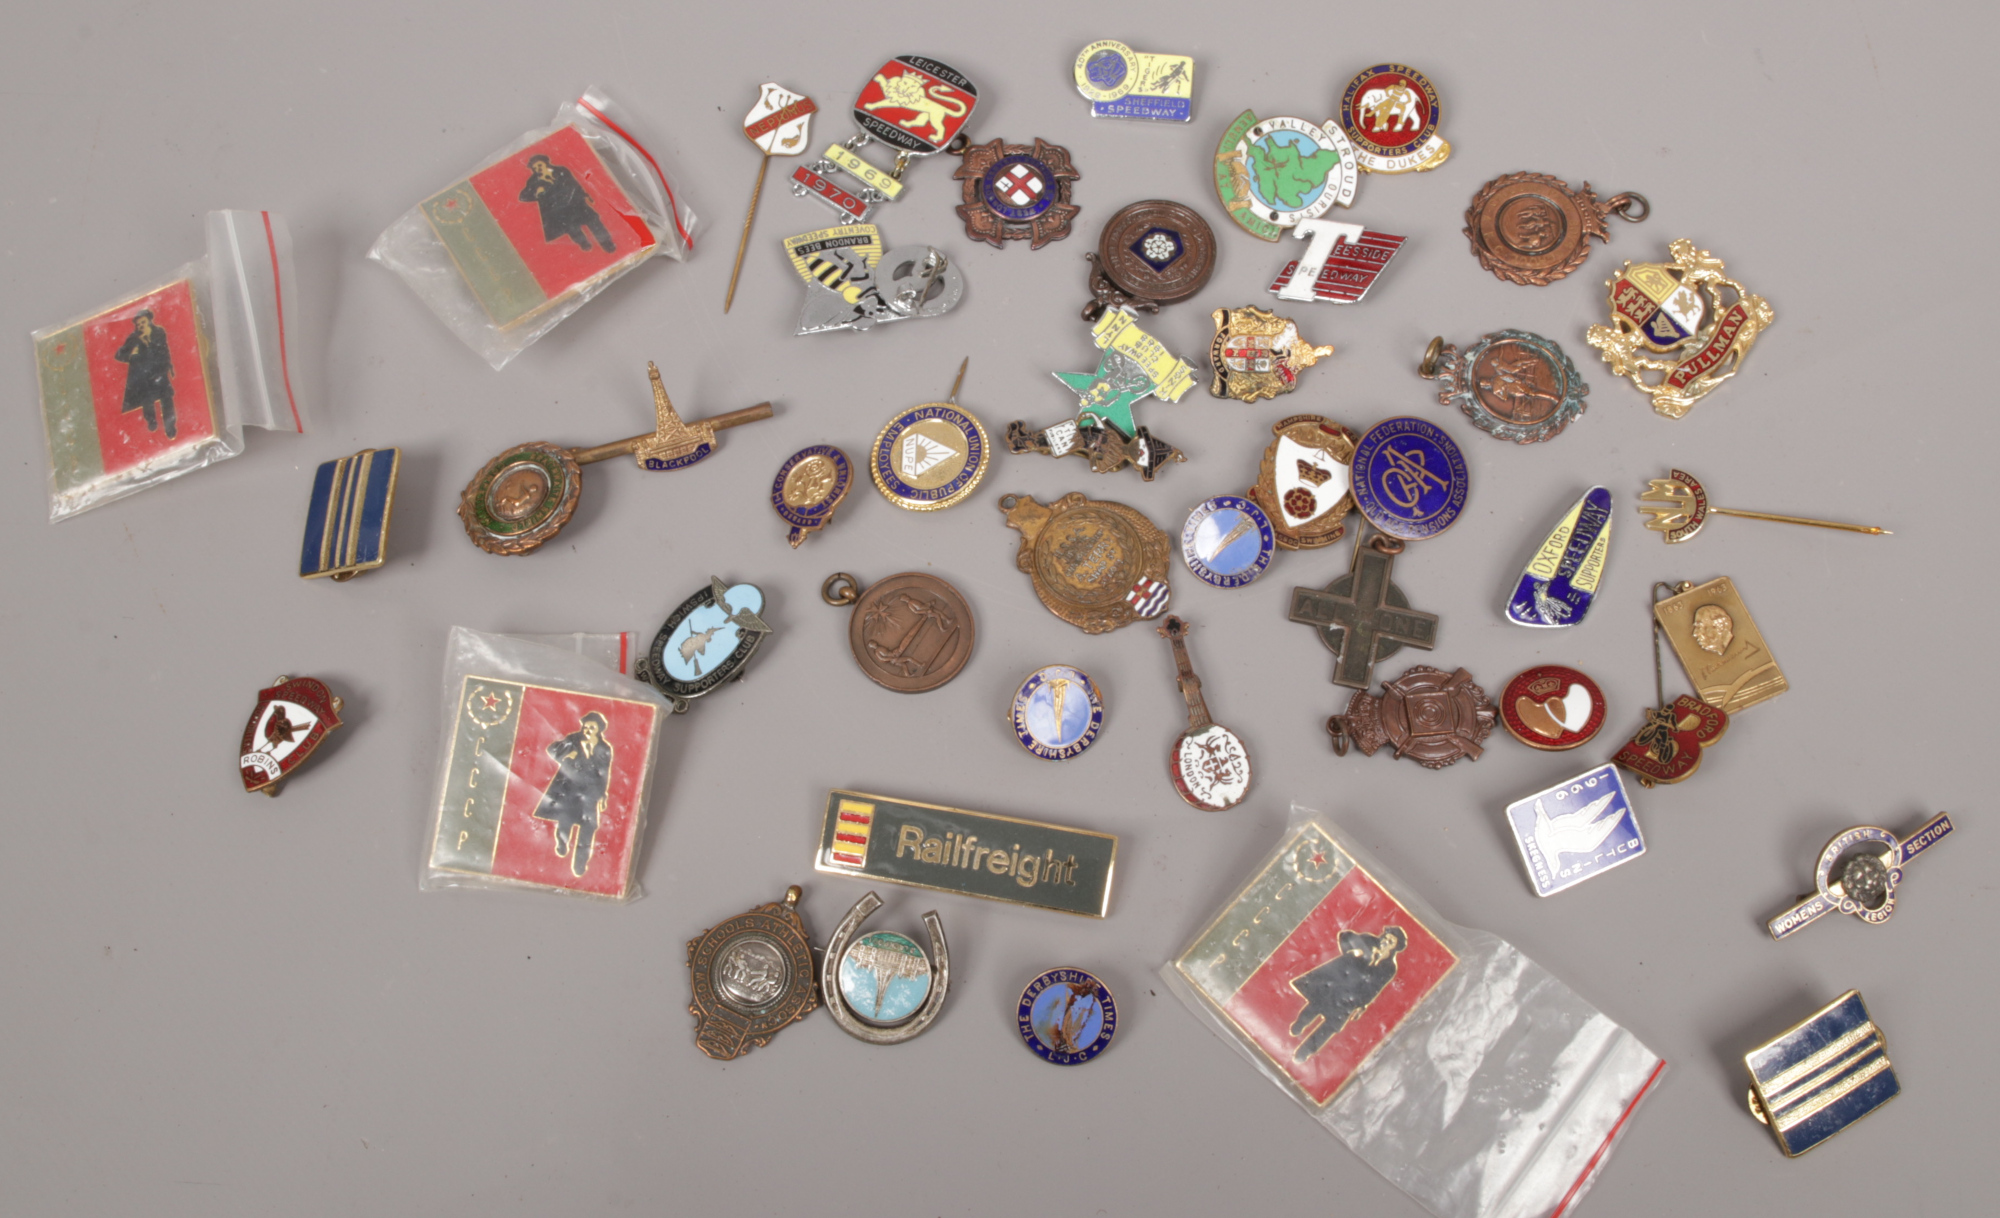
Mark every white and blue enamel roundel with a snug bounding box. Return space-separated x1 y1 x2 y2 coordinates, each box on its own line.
1181 495 1275 587
982 154 1055 222
1011 665 1105 761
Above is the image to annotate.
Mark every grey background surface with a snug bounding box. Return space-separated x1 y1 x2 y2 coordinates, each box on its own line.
2 2 1993 1214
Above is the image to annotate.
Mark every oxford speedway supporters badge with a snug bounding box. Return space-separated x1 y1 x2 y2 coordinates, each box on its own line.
1505 764 1645 897
1338 64 1449 174
1074 40 1194 122
1588 239 1774 418
1214 111 1358 242
953 138 1080 249
1505 487 1613 628
1174 823 1457 1106
240 675 344 796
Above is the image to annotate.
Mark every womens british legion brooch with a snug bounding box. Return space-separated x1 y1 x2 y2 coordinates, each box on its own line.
821 572 975 694
824 891 950 1044
1214 111 1358 242
635 578 771 713
1506 487 1613 627
1018 968 1118 1065
1210 306 1335 402
1327 665 1495 769
1000 492 1173 634
1744 991 1898 1157
1767 813 1952 940
300 448 400 581
459 363 771 555
1337 65 1449 174
771 444 851 547
952 138 1079 248
241 676 343 795
1158 616 1252 811
793 56 978 221
871 359 988 511
1463 172 1647 286
1422 331 1589 445
1504 764 1644 896
1012 665 1105 761
1085 200 1216 320
1251 415 1356 550
1074 41 1194 122
783 225 963 335
1587 239 1773 417
686 885 819 1061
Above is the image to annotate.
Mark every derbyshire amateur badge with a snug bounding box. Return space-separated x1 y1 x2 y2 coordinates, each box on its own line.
1587 239 1774 418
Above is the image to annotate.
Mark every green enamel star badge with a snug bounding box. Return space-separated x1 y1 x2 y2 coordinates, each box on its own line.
1052 348 1158 437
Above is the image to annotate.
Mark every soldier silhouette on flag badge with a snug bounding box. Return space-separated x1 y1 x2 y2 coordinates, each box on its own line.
519 154 616 253
114 310 177 438
1288 926 1406 1061
531 712 614 877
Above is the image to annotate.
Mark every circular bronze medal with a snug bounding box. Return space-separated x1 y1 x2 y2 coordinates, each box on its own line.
1422 331 1590 445
1463 173 1647 286
1329 665 1495 769
999 492 1173 634
822 572 976 693
458 442 583 556
1249 415 1357 550
1084 200 1216 320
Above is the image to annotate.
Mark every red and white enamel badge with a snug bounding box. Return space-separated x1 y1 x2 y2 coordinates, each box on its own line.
239 675 343 795
1338 64 1449 174
852 56 980 154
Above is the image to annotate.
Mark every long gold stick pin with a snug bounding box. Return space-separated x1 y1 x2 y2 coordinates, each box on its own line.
725 83 817 313
1638 469 1891 544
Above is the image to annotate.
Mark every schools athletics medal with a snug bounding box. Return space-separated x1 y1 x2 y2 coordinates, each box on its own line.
686 885 819 1060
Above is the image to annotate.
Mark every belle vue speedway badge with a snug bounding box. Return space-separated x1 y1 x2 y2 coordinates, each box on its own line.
1175 823 1456 1106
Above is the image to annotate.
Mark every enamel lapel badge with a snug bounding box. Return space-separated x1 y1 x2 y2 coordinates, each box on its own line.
635 578 772 713
1214 111 1358 242
1084 200 1217 320
771 445 852 547
1745 992 1898 1156
300 448 400 581
1074 41 1194 122
1587 240 1774 417
725 83 816 311
1012 665 1105 761
952 138 1079 248
1337 65 1449 174
1422 330 1589 444
1158 615 1252 811
1009 308 1196 481
1019 968 1119 1064
1250 415 1356 550
240 675 344 796
784 225 963 334
825 891 951 1044
1768 814 1953 940
1000 491 1174 634
870 360 989 511
1500 666 1606 750
1210 306 1334 402
793 56 978 221
1637 469 1890 544
1505 764 1644 896
1505 487 1613 627
1268 219 1407 305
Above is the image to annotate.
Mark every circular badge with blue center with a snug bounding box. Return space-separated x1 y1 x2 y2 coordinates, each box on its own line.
1011 665 1105 761
837 930 934 1027
870 402 989 512
1017 967 1117 1065
1181 496 1275 587
982 153 1056 223
1350 416 1469 540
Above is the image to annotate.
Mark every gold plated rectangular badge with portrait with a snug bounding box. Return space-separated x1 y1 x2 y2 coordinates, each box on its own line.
1654 576 1787 714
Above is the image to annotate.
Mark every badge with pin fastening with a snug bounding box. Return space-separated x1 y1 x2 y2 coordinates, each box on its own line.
1074 40 1194 122
1182 495 1275 588
1464 172 1647 286
1018 968 1118 1064
300 448 400 581
1744 991 1899 1157
240 676 344 796
686 885 819 1061
1422 330 1589 445
793 56 978 222
824 891 951 1044
457 363 771 555
871 358 989 512
724 83 816 312
635 578 771 714
1637 469 1890 544
1505 763 1645 896
1500 666 1606 751
1157 615 1251 811
1611 582 1733 787
1588 239 1774 417
1767 814 1953 940
952 137 1079 249
1012 665 1105 762
1251 415 1356 551
1210 306 1335 402
770 444 851 548
1337 64 1450 174
1268 218 1407 306
1084 200 1217 320
1506 487 1613 628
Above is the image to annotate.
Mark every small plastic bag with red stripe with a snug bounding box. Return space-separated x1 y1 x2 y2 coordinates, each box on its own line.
30 210 308 522
370 87 698 370
1164 804 1665 1218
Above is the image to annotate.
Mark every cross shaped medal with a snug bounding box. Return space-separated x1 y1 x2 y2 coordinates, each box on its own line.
1288 532 1438 689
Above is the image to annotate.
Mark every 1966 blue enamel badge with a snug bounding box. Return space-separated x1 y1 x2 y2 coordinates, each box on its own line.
1506 487 1612 627
1181 496 1275 588
1504 763 1644 897
636 577 772 713
1011 665 1105 761
1349 417 1468 540
1017 968 1117 1065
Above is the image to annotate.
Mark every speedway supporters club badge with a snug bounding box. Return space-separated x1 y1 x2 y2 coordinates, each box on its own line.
953 138 1080 249
1505 487 1613 628
1074 40 1194 122
794 57 978 221
1337 64 1449 174
1174 823 1456 1106
1269 219 1407 305
783 225 963 335
635 578 772 714
1588 239 1774 418
1214 111 1357 242
240 676 344 795
427 677 661 899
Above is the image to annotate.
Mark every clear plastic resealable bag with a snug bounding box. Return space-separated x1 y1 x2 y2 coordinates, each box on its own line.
1164 804 1664 1218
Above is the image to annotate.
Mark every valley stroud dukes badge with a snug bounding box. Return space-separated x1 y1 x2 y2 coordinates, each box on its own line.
814 790 1117 917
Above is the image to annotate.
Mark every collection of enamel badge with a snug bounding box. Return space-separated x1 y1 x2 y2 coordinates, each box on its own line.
207 43 1933 1188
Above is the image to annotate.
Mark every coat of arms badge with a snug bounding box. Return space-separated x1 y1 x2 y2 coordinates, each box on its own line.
1587 239 1774 418
951 138 1080 249
1209 306 1334 402
1249 415 1356 550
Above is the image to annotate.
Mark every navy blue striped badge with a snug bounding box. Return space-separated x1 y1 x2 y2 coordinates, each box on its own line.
1746 990 1899 1156
300 448 400 580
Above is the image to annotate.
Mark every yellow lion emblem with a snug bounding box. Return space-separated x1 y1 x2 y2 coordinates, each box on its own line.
863 71 968 146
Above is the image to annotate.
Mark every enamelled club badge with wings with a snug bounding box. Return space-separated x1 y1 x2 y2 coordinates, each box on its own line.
1174 822 1456 1106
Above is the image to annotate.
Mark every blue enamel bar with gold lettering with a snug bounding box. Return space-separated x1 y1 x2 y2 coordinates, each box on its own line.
815 789 1116 917
300 448 400 580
